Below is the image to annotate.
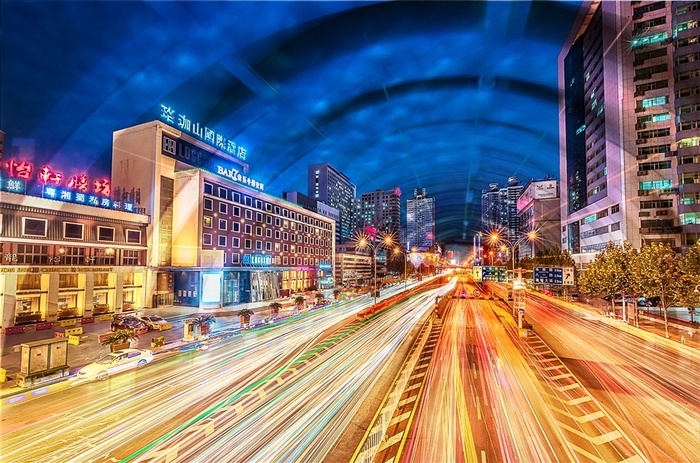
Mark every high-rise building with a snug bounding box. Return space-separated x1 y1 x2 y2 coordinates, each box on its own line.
516 178 561 259
559 1 700 265
407 188 435 251
359 187 401 235
308 163 357 243
480 178 522 242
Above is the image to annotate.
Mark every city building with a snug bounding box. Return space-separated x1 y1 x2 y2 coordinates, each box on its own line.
516 178 562 259
559 1 700 265
0 190 149 330
308 163 357 243
480 178 523 242
112 120 335 309
359 187 401 235
406 188 435 251
334 243 372 288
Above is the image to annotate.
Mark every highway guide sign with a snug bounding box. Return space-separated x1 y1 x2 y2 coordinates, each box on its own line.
533 267 575 285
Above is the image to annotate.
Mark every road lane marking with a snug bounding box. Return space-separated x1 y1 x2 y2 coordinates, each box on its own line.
481 450 487 463
388 411 412 427
378 431 403 452
558 383 581 391
409 371 426 380
397 395 418 407
549 373 574 380
476 394 482 420
568 443 608 463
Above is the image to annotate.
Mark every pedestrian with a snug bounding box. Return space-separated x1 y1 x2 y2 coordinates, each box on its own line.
681 335 686 344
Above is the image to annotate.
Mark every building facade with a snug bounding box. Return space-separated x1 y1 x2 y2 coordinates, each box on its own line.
1 192 149 329
559 1 700 266
308 163 357 243
516 179 562 259
112 121 335 309
406 188 435 251
359 187 401 235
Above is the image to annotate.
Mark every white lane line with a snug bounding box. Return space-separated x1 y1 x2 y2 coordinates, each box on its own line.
388 411 412 427
378 431 404 452
397 395 418 407
481 450 487 463
476 394 482 420
558 383 581 391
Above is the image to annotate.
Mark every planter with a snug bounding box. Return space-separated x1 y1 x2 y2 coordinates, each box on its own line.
110 342 130 352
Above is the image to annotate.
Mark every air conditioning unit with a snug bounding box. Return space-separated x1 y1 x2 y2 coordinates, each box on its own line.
637 170 649 176
636 138 648 145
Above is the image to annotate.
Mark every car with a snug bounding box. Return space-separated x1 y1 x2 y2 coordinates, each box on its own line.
75 349 154 381
140 315 169 330
460 292 467 299
111 315 148 331
570 293 580 301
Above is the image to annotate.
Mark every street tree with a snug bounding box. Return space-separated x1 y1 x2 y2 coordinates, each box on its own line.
631 243 682 338
675 240 700 323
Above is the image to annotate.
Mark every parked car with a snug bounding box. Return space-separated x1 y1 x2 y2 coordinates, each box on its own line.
75 349 153 381
140 315 169 330
111 315 147 332
570 293 580 301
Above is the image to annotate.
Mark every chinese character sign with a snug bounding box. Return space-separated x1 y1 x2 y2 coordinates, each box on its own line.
3 159 33 180
38 165 63 185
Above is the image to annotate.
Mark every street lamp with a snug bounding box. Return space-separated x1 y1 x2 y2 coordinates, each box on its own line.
489 230 537 271
391 246 410 292
355 231 393 306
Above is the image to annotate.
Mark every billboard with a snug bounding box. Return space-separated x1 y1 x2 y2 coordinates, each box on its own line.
533 180 557 199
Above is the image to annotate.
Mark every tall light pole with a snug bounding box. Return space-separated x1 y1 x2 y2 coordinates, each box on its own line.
391 246 412 292
355 232 393 306
489 230 537 272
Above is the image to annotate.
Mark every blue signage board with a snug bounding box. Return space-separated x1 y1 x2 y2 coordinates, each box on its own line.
242 254 272 266
481 266 508 282
533 267 564 285
161 133 264 191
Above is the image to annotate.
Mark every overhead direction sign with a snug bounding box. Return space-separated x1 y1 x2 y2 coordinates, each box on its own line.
533 267 575 285
481 266 508 282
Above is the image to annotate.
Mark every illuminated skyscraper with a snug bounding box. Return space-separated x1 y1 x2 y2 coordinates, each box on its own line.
308 163 357 243
559 1 700 265
359 187 401 235
407 188 435 251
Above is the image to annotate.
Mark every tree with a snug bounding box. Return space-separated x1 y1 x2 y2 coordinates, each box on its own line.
101 329 138 352
675 240 700 323
577 242 637 319
193 314 216 338
268 301 282 317
236 308 254 327
631 243 682 338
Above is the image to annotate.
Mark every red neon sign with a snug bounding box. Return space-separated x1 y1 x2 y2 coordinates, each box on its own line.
67 173 89 192
38 165 64 186
3 159 33 180
93 178 111 196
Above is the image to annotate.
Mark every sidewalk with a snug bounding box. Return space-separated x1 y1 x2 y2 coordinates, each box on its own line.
0 298 296 396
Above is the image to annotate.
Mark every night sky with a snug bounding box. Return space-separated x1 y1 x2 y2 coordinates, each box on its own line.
1 1 582 244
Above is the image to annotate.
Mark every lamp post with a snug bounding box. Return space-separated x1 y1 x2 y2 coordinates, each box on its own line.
391 246 411 292
356 232 393 306
489 230 537 272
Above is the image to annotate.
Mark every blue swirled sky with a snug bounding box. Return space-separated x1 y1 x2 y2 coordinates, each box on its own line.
1 1 582 244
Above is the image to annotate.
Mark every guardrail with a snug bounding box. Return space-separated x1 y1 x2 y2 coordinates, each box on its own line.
353 318 434 463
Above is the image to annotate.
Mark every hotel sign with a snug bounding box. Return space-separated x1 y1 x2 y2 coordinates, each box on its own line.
160 104 246 160
242 254 272 266
161 135 264 191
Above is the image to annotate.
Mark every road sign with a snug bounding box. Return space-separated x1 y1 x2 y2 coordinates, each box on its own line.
533 267 568 285
481 266 508 282
473 266 483 282
562 267 575 285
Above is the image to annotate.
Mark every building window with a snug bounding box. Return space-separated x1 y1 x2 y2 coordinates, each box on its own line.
245 224 252 235
204 182 213 195
204 198 213 211
231 253 240 264
245 210 252 220
275 218 281 227
16 244 49 264
291 257 296 265
232 237 240 248
245 196 252 206
233 206 241 217
61 246 86 265
22 217 47 237
245 239 252 249
639 179 673 190
283 256 288 265
283 244 289 252
122 249 141 266
219 219 228 231
219 203 228 214
203 234 212 246
266 242 272 251
219 236 227 247
232 222 240 233
256 226 262 236
233 192 240 203
275 243 280 252
266 229 272 238
97 226 115 242
610 204 620 214
256 240 262 250
266 215 272 224
275 230 280 239
93 248 115 266
61 222 84 240
218 187 227 198
124 229 141 244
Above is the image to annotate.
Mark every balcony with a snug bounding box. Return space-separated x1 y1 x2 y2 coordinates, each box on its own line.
665 150 677 158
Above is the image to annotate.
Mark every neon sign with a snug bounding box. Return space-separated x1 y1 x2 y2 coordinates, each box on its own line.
161 135 264 191
1 159 134 213
160 104 246 160
242 254 272 266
